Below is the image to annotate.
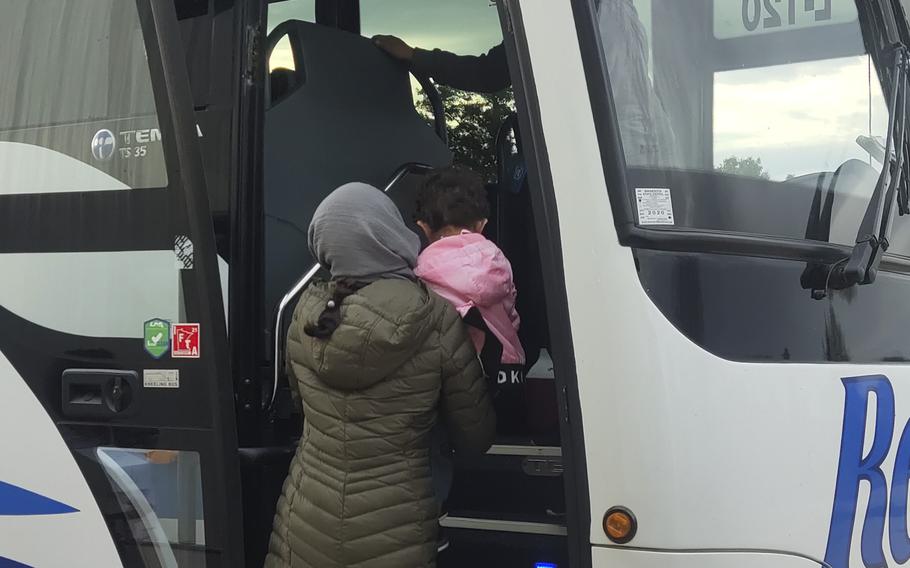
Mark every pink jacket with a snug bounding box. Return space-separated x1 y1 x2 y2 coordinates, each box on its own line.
416 231 525 365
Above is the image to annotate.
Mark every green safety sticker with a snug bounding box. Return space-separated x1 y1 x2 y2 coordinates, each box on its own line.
144 318 171 359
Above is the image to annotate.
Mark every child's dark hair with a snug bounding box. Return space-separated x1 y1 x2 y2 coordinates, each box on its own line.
415 165 490 232
304 280 365 339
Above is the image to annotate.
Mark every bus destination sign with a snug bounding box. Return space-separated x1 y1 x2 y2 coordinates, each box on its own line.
714 0 857 40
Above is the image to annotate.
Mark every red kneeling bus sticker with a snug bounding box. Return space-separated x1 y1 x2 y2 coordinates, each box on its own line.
171 323 200 359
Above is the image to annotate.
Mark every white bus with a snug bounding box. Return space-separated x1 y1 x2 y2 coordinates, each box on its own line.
1 0 908 567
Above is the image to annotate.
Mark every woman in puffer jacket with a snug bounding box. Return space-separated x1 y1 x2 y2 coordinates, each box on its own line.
265 182 496 568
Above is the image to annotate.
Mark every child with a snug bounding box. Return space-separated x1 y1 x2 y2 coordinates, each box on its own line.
414 166 526 544
414 165 525 368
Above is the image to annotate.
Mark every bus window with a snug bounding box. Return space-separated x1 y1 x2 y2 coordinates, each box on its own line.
269 35 297 73
360 0 515 180
713 56 887 182
267 32 301 107
267 1 311 107
587 0 908 255
0 1 167 194
96 448 206 566
268 0 315 32
359 0 503 59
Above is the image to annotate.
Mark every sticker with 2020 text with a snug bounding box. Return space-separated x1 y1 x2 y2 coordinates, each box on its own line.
635 187 675 226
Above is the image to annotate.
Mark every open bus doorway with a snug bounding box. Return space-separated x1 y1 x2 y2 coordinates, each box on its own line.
235 0 910 564
251 0 893 564
241 1 571 566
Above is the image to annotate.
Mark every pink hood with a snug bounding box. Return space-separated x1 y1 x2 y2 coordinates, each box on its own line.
415 231 525 365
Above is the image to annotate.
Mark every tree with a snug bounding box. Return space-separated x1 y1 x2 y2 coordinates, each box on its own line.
417 85 516 181
716 156 770 180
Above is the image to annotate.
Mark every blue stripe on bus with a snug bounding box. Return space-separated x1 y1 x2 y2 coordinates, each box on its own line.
0 556 33 568
0 480 78 515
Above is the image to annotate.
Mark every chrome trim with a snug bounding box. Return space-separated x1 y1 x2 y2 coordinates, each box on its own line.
268 163 432 410
270 263 320 409
440 516 568 536
487 444 562 457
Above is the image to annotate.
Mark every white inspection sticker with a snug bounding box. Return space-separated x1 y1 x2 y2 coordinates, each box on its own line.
635 187 674 225
144 369 179 389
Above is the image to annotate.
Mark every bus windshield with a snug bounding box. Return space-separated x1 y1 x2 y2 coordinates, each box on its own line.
594 0 910 255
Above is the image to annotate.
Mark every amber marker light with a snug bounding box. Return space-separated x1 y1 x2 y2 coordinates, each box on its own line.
604 506 637 544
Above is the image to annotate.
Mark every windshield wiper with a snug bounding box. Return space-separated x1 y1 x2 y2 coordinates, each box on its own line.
856 134 887 164
834 45 910 288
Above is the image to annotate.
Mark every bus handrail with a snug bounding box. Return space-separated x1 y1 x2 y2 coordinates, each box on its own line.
268 163 433 411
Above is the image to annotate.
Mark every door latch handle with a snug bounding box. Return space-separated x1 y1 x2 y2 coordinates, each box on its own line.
62 369 138 419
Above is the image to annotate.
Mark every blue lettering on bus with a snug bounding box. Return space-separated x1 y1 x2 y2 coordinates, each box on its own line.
891 416 910 564
825 375 910 568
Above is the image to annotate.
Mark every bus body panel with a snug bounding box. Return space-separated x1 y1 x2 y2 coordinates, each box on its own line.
518 0 910 565
0 350 122 568
592 547 824 567
0 141 130 195
0 250 180 338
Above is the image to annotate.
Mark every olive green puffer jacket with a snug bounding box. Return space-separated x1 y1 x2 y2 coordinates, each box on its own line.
265 279 496 568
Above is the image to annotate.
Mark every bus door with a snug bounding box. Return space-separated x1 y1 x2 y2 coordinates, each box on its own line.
0 1 243 566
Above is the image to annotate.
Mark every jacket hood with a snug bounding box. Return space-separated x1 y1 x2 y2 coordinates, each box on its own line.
415 232 515 311
293 279 439 391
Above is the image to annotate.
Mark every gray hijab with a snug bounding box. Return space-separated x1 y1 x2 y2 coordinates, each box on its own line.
308 182 420 282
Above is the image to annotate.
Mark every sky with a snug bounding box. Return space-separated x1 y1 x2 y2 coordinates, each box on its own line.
713 55 888 181
267 0 503 70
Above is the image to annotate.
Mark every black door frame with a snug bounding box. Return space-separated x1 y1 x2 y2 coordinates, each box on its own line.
141 0 246 564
